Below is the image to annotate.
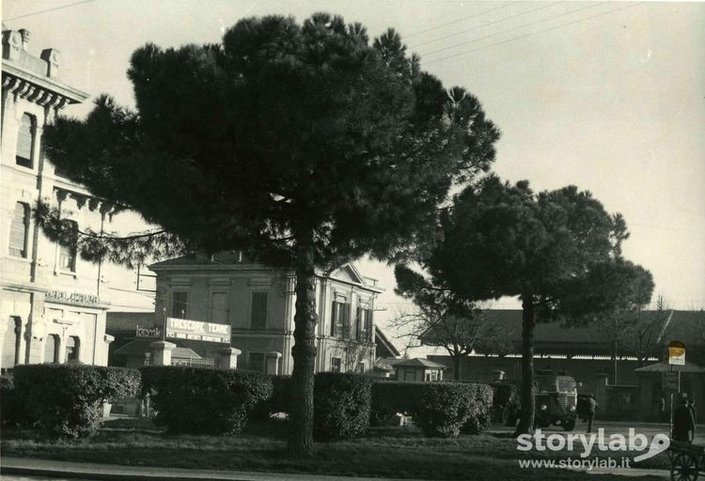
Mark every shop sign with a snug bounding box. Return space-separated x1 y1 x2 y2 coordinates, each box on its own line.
135 325 163 338
165 317 230 343
45 290 101 307
668 340 685 366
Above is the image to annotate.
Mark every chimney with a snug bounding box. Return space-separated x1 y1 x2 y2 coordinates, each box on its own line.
41 48 61 79
18 28 30 51
2 30 22 60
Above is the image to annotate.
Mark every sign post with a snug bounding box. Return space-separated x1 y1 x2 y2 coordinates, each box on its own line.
667 340 686 437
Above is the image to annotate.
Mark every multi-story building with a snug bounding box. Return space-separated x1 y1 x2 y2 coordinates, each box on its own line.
0 26 152 369
148 252 384 375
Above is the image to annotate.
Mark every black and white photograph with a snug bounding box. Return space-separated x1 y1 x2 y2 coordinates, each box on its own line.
1 1 704 480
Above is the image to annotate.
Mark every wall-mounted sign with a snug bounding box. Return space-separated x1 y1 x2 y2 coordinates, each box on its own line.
135 325 163 338
165 317 231 344
668 340 686 366
45 290 101 307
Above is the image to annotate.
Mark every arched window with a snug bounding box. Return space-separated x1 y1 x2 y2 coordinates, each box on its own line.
16 113 35 168
44 334 60 364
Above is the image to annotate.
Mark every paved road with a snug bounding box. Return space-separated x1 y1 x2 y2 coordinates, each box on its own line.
492 419 705 443
1 457 424 481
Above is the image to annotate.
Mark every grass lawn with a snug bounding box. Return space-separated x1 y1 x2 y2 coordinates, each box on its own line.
1 418 670 481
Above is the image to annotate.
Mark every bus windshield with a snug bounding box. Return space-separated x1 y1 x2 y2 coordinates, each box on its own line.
557 378 577 394
536 376 557 393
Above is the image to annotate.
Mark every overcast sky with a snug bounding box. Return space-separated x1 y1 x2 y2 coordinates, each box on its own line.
4 1 704 334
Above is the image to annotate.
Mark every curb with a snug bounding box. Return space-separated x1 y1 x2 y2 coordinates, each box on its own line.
0 457 418 481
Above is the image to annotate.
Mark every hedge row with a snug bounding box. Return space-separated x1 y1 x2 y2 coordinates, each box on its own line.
4 365 495 440
371 381 494 437
10 364 140 438
249 373 373 440
140 366 272 435
314 373 373 440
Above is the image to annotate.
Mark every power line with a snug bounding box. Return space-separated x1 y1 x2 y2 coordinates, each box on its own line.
424 2 644 66
409 2 558 50
4 0 100 21
405 2 523 39
420 2 605 58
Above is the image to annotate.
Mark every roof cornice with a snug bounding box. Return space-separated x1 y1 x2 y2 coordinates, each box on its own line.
2 60 89 106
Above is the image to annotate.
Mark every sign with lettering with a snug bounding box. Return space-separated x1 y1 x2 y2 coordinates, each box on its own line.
135 325 163 338
45 290 101 307
165 317 231 344
662 371 679 392
668 340 686 366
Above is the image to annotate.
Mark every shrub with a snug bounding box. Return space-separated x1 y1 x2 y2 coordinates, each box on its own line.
461 383 494 434
314 373 373 441
413 382 493 438
251 375 291 420
0 373 29 427
491 382 518 424
140 366 272 435
370 381 422 426
413 383 473 437
12 364 141 438
103 366 142 400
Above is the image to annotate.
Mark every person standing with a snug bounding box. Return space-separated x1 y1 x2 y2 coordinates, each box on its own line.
586 393 598 433
673 394 696 443
687 399 697 427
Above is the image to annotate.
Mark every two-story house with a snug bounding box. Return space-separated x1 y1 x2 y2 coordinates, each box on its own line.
149 252 383 375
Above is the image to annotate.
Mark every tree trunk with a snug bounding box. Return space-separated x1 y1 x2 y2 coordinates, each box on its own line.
612 339 618 385
452 351 461 380
288 257 318 456
514 297 536 436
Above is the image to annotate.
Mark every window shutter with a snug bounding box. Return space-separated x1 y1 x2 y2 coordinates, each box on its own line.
16 114 34 168
331 302 337 336
355 307 362 340
9 202 29 257
251 292 268 329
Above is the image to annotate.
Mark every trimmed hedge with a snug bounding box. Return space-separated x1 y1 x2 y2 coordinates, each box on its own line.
370 381 422 426
370 381 493 437
251 375 291 420
0 373 28 427
140 366 272 435
461 383 494 434
12 364 141 438
314 373 373 441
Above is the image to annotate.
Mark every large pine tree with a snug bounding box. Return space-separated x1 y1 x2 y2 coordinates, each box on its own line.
39 14 500 454
423 176 653 435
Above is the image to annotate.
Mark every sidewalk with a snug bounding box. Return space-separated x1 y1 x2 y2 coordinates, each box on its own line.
0 457 424 481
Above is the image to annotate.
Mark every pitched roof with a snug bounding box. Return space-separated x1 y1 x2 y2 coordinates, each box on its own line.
375 326 401 358
456 309 705 357
635 360 705 373
394 357 447 369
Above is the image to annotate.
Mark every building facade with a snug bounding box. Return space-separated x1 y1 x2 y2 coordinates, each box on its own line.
0 27 153 369
148 252 383 375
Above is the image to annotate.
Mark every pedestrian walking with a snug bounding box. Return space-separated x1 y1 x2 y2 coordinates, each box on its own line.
586 393 597 433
